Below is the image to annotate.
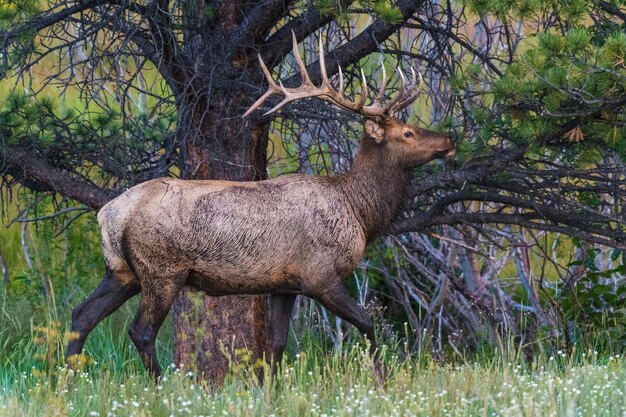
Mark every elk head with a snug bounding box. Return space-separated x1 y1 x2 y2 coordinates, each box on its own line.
244 33 454 169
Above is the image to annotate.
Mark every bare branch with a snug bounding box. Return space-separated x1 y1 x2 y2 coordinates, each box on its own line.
263 0 425 88
0 146 117 210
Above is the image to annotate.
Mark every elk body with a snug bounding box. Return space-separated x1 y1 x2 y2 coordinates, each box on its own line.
67 35 454 377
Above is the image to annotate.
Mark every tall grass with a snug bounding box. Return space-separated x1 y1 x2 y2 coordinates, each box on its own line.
1 316 626 417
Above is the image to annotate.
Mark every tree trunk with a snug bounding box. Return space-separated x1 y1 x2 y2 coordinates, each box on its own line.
171 88 271 383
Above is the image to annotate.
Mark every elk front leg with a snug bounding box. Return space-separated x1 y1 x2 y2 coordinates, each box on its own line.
268 294 297 367
311 283 383 378
67 269 140 365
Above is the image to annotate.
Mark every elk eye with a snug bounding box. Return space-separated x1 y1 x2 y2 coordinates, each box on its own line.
403 131 413 138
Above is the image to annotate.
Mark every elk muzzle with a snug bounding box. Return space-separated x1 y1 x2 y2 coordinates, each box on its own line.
436 137 456 159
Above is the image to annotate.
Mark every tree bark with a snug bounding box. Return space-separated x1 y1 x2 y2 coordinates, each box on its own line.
171 87 270 383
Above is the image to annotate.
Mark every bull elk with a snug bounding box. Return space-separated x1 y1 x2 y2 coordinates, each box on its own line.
67 34 454 378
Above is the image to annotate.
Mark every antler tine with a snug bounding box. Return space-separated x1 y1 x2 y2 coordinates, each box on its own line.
389 67 424 113
291 31 313 87
262 81 296 115
357 68 369 108
380 66 407 114
310 34 368 112
372 65 388 108
338 65 345 95
409 65 417 87
319 36 329 86
416 69 424 94
242 54 282 118
244 32 389 119
242 89 273 118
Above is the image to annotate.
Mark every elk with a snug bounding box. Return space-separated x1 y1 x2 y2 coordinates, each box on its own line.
66 34 454 378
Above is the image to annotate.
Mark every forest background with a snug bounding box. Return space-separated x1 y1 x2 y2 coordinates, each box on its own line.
0 0 624 415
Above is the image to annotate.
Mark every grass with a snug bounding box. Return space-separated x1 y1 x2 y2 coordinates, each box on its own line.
2 350 626 417
1 306 626 417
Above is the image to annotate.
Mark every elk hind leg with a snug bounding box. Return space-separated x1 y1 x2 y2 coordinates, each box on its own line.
128 275 187 378
67 268 140 366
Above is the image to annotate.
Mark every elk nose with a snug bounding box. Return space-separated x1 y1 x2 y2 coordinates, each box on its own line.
442 136 456 158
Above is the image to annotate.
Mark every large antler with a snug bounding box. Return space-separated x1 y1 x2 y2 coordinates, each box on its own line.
243 32 423 119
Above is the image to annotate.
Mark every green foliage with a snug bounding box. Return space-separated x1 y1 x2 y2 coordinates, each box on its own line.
600 32 626 68
514 0 540 19
203 3 215 21
0 92 177 178
464 0 545 19
0 199 103 299
561 0 590 23
0 0 39 29
458 0 624 168
538 32 566 55
566 27 591 54
488 22 626 164
561 258 626 350
369 0 403 24
314 0 338 15
308 0 402 23
467 0 590 22
344 0 402 24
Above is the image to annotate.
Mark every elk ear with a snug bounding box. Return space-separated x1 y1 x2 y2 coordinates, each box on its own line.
364 119 385 144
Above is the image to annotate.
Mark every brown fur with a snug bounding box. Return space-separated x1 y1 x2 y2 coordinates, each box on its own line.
67 117 454 377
